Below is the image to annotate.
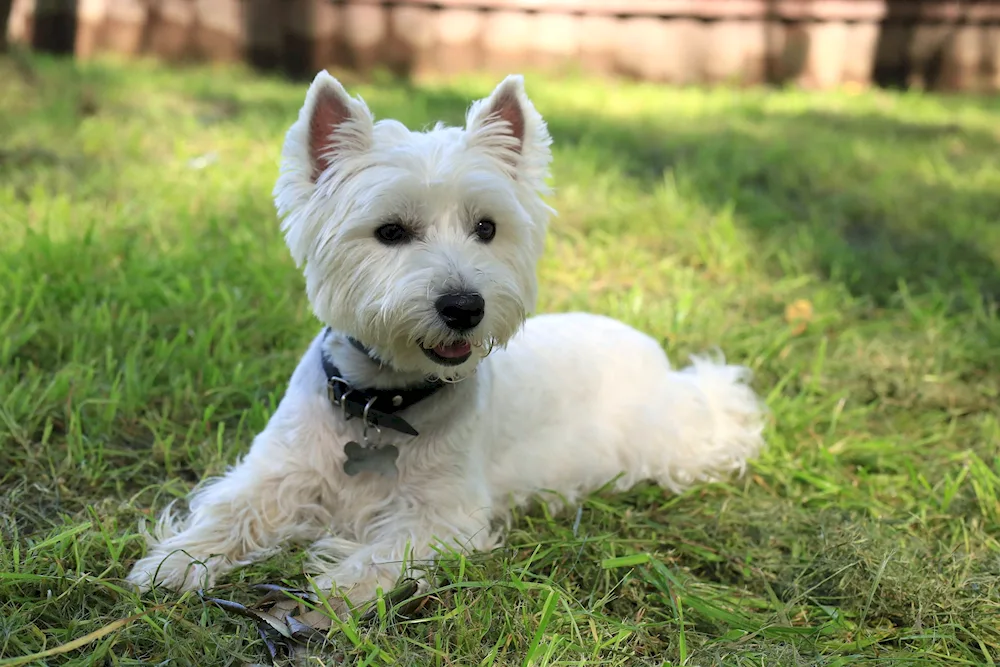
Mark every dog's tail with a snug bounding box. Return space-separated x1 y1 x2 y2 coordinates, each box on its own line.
647 352 768 494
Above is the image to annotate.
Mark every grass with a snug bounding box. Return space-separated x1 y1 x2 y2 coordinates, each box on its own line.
2 50 1000 666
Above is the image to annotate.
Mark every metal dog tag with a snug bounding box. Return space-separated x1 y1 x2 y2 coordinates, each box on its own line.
343 441 399 477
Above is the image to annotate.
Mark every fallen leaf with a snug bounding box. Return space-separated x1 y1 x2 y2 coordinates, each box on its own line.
266 598 304 627
207 598 293 639
286 613 331 644
784 298 814 335
209 579 428 663
295 609 334 632
255 624 282 663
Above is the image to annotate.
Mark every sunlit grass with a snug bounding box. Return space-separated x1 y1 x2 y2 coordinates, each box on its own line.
2 52 999 665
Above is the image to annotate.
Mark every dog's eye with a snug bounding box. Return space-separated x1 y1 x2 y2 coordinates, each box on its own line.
375 223 411 245
474 219 496 243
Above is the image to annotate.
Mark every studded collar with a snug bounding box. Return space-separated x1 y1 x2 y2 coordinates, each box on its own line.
320 327 446 437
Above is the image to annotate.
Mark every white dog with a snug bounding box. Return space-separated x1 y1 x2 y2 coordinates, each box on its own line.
126 72 767 608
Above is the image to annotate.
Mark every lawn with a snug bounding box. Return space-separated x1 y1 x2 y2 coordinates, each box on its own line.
2 51 1000 666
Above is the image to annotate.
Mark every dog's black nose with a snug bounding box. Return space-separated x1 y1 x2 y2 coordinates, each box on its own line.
435 292 485 331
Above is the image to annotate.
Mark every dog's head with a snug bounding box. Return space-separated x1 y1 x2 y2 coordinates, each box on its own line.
274 72 553 380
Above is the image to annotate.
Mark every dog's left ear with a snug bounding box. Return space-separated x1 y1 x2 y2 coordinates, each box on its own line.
465 75 552 186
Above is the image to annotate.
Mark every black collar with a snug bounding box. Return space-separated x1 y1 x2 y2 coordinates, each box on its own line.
320 328 446 437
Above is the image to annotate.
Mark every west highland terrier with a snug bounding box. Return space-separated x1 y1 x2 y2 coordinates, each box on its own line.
126 72 767 609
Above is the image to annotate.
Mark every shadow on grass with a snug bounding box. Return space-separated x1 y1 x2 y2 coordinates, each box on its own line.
539 108 1000 308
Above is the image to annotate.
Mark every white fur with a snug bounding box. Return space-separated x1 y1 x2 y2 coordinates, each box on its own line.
126 72 767 608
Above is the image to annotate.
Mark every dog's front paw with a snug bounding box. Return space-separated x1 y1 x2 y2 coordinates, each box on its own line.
126 550 225 593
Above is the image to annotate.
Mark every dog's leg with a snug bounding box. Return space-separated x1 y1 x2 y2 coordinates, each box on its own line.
303 494 498 612
127 432 324 593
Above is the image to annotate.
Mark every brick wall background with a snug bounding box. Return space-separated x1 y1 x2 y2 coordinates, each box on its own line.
6 0 1000 91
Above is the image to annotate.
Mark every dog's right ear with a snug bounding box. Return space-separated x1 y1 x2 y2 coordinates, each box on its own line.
274 72 375 266
303 72 373 182
278 70 375 188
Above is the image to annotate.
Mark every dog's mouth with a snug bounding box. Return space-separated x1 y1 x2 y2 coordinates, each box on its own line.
422 341 473 366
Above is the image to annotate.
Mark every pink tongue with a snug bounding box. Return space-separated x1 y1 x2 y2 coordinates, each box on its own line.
434 341 472 358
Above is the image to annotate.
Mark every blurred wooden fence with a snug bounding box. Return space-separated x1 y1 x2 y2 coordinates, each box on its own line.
6 0 1000 91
